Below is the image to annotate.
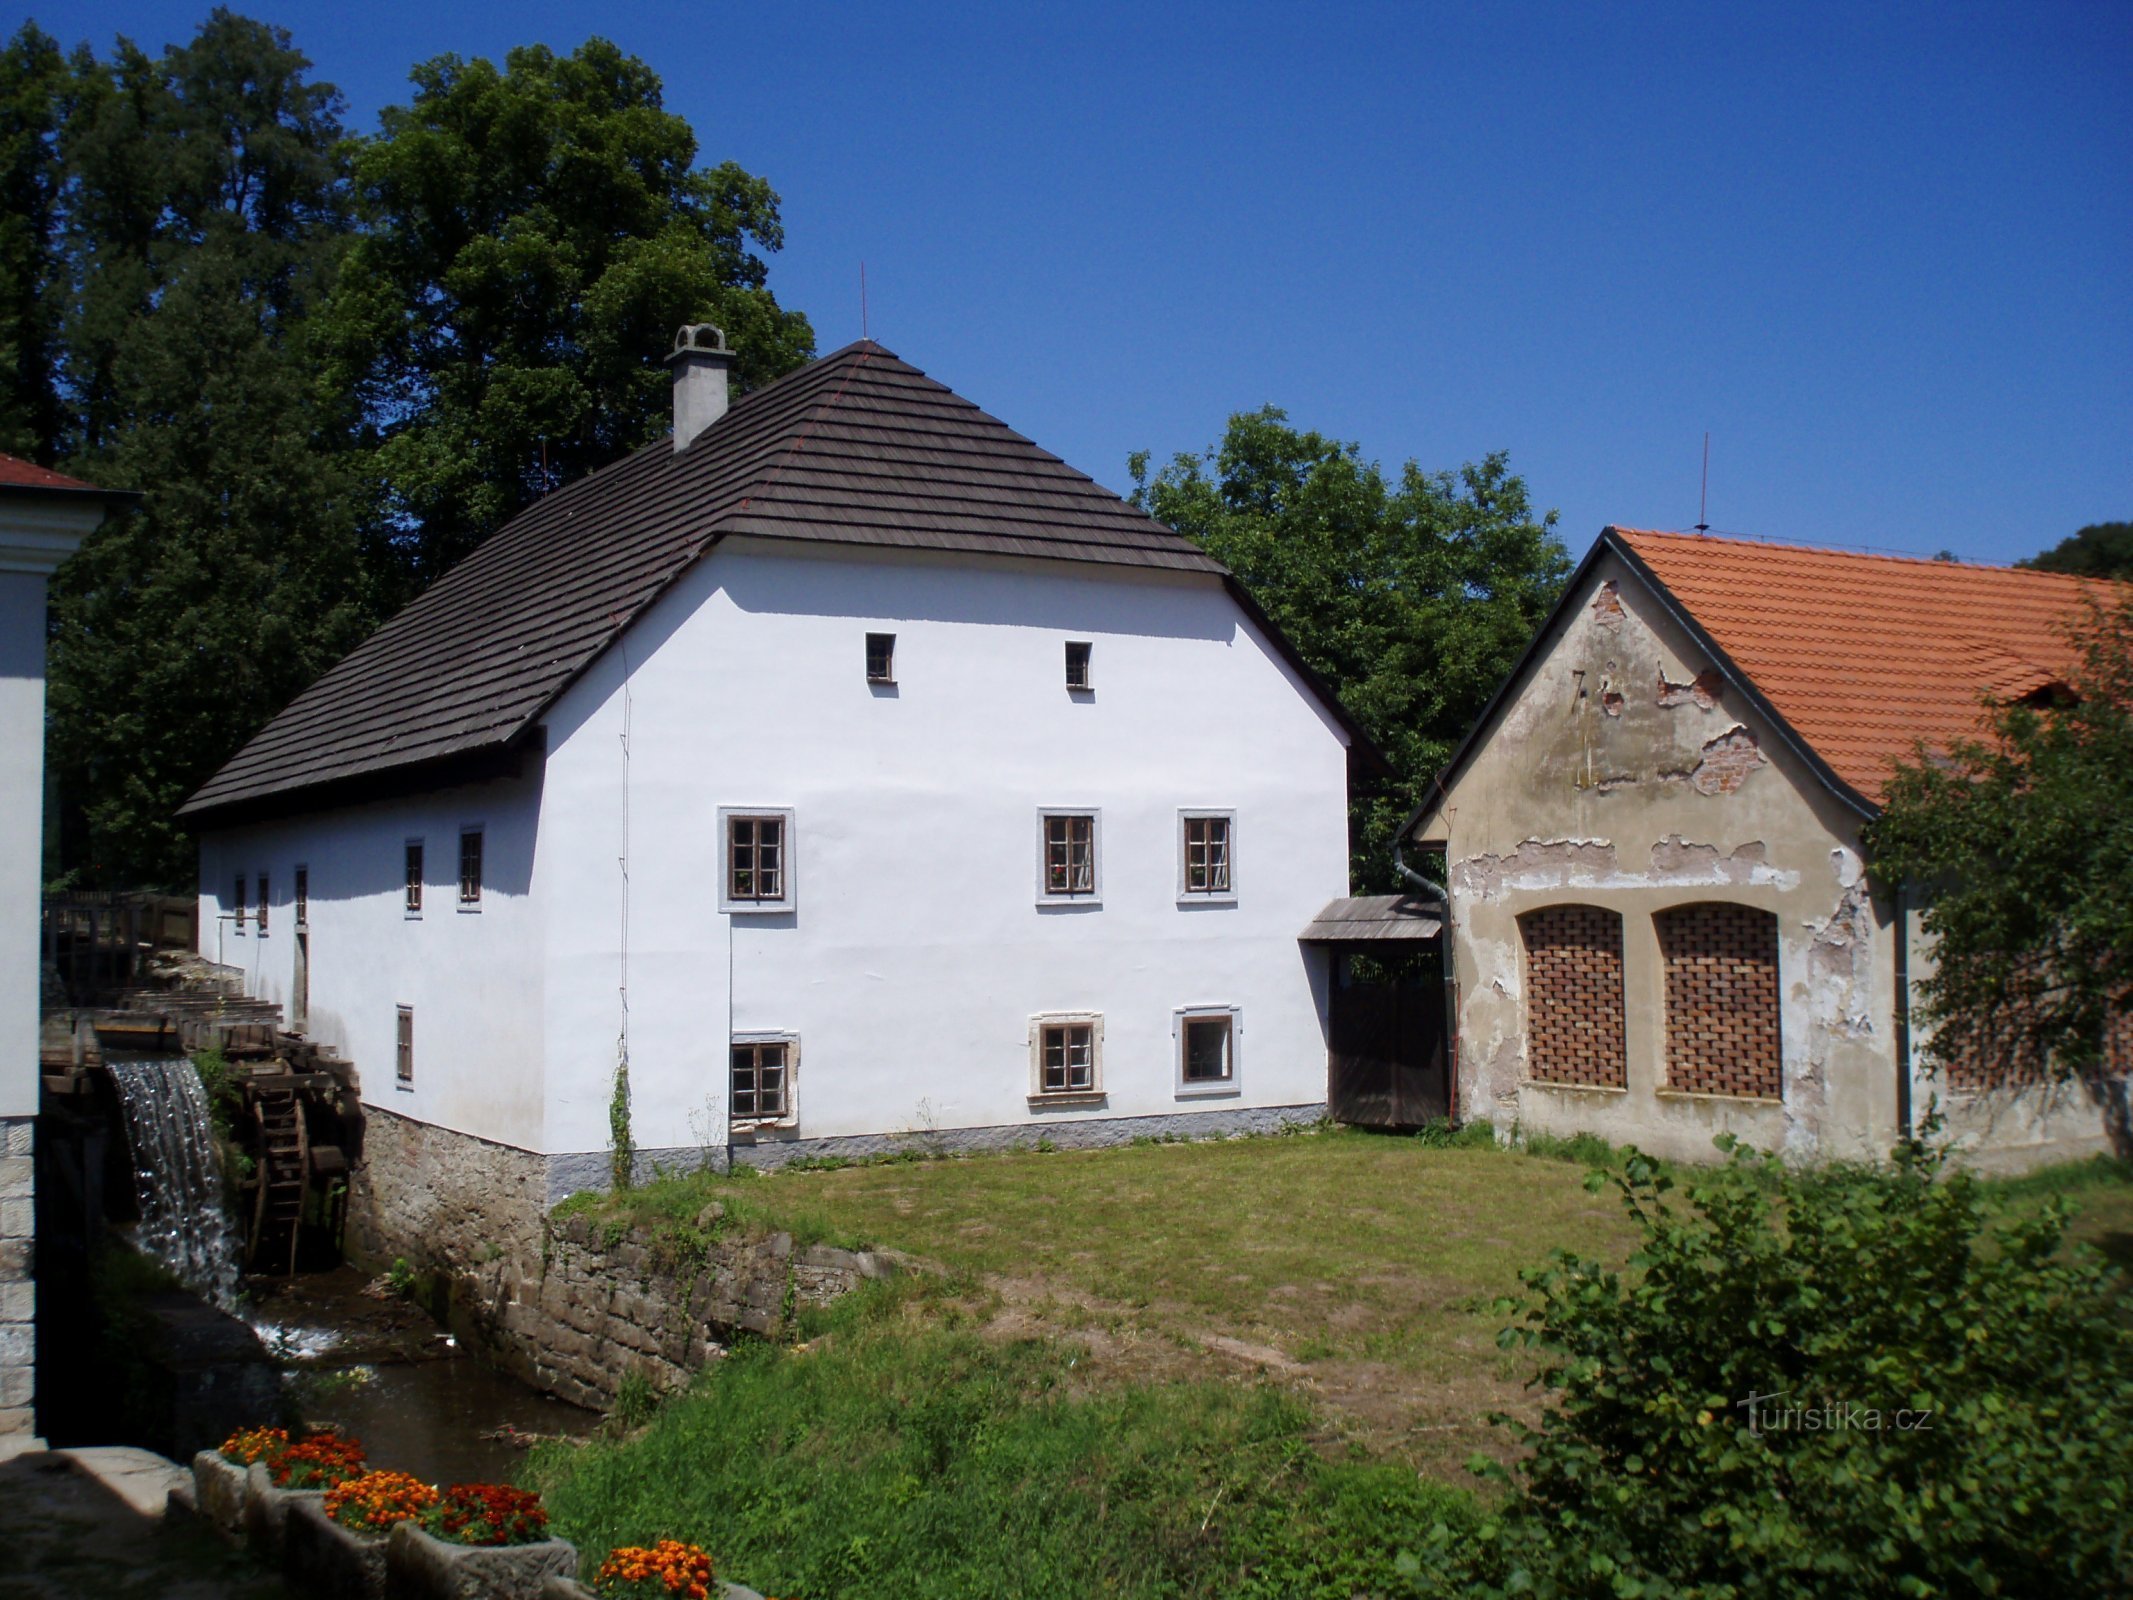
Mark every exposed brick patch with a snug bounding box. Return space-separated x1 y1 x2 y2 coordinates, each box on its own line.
1690 726 1765 795
1521 905 1627 1089
1590 580 1625 627
1659 903 1782 1098
1657 667 1724 710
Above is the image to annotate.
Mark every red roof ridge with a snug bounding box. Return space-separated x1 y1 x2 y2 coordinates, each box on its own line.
1612 524 2128 588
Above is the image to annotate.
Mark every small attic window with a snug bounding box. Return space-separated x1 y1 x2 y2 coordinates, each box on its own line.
1065 640 1092 691
866 632 896 683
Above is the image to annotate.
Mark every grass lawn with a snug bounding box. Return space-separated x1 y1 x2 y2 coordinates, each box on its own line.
535 1130 2133 1599
565 1128 2133 1479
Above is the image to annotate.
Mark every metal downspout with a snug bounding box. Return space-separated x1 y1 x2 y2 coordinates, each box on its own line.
1894 880 1913 1142
1394 838 1458 1123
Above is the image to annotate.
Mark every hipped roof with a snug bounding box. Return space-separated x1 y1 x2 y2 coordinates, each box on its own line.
184 341 1379 823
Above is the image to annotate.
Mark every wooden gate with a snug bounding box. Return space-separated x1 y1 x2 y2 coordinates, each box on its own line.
1327 948 1448 1128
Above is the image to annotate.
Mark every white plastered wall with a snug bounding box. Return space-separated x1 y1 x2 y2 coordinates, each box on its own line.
196 769 548 1149
533 538 1351 1160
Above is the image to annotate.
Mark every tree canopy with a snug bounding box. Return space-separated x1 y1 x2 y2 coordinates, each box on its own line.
1866 590 2133 1082
322 38 813 589
24 13 811 888
1132 408 1569 888
2020 519 2133 581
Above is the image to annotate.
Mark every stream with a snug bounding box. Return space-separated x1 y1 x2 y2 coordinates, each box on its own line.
248 1266 598 1485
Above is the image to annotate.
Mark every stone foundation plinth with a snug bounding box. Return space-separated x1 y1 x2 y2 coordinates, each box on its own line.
1 1116 33 1439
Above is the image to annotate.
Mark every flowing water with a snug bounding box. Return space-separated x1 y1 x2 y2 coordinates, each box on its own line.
106 1055 244 1309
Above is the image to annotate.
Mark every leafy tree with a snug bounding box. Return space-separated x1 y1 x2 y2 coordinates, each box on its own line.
46 10 375 888
1435 1139 2132 1598
2021 519 2133 580
1866 591 2133 1081
323 38 814 590
0 22 67 459
1132 408 1569 888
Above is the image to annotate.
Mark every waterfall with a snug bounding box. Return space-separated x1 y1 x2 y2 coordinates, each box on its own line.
107 1057 243 1309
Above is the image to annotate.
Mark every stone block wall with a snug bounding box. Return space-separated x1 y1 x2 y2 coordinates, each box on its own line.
1 1115 32 1438
485 1213 896 1411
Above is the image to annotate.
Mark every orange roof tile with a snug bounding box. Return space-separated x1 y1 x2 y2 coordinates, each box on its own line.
1614 528 2123 805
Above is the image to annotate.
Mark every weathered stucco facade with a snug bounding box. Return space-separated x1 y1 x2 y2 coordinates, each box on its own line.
1413 541 2115 1170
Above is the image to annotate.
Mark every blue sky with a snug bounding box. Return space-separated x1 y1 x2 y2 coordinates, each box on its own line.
29 1 2132 564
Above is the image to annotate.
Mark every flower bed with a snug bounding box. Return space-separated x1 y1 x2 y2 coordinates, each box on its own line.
430 1483 550 1546
275 1431 368 1490
594 1541 718 1599
326 1469 441 1535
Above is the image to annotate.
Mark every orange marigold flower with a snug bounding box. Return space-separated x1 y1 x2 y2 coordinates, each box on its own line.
324 1469 439 1534
218 1426 289 1467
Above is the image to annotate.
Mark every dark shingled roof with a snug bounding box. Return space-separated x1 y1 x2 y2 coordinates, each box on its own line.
183 342 1379 823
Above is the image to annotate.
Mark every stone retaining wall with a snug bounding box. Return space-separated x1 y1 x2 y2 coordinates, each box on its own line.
487 1211 898 1410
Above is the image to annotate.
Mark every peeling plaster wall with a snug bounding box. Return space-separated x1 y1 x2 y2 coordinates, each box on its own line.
1903 893 2119 1171
1417 556 2115 1168
1417 557 1902 1163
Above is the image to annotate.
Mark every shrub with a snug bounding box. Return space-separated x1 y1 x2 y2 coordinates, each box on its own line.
325 1470 439 1534
427 1483 549 1546
272 1432 367 1489
1442 1136 2133 1598
594 1538 716 1598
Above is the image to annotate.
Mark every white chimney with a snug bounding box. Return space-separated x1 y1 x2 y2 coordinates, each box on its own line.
667 323 735 452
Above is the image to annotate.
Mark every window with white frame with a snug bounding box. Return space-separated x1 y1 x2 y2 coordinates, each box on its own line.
404 840 424 916
719 808 796 912
1178 812 1235 899
1038 810 1099 901
395 1005 414 1086
1030 1013 1103 1101
730 1035 796 1126
459 827 484 908
865 632 896 684
1176 1006 1240 1097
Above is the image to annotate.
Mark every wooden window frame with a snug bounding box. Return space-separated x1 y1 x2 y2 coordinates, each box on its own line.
404 840 424 918
1029 1012 1104 1105
230 875 247 933
730 1033 799 1129
294 865 308 929
718 807 796 913
256 873 270 936
1064 639 1093 692
458 826 484 910
1175 1005 1241 1097
395 1004 414 1089
865 631 896 684
1036 809 1101 904
1177 811 1237 902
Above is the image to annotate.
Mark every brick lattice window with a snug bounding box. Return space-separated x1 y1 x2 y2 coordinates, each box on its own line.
1658 903 1782 1099
1520 905 1626 1088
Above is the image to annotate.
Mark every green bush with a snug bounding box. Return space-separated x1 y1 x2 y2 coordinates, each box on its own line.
1442 1136 2133 1598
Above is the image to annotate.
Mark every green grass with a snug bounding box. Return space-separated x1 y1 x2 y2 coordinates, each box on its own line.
530 1284 1477 1600
537 1128 2133 1595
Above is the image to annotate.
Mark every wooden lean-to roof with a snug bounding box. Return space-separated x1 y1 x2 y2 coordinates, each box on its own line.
183 341 1382 824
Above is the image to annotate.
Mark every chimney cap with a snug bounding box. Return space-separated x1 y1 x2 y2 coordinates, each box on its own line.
667 323 732 364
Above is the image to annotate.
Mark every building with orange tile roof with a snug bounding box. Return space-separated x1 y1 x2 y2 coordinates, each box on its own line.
1406 526 2122 1171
